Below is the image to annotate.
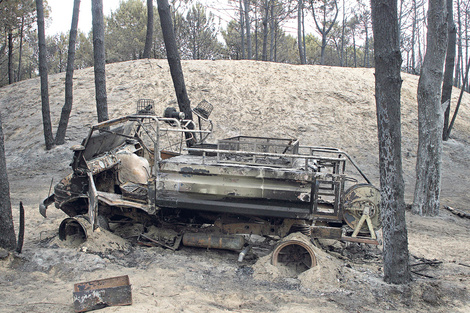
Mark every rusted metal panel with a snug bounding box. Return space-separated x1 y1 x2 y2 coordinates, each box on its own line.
311 226 343 239
182 232 245 250
73 275 132 312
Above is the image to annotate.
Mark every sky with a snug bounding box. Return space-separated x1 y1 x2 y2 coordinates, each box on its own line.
45 0 304 38
45 0 121 36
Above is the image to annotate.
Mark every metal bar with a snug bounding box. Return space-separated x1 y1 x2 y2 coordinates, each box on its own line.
341 236 379 245
87 172 98 231
185 148 348 162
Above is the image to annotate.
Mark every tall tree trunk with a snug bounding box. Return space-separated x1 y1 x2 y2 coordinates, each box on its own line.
143 0 154 59
92 0 108 123
36 0 54 150
442 0 456 141
353 31 357 67
364 25 369 67
244 0 252 59
17 16 24 82
8 32 13 84
371 0 411 284
340 0 345 66
55 0 80 145
269 4 275 61
255 6 259 60
302 7 307 64
465 7 469 91
454 0 461 86
239 0 245 59
274 23 278 62
298 0 305 64
157 0 194 146
411 0 417 73
0 117 16 251
412 0 448 216
262 0 269 61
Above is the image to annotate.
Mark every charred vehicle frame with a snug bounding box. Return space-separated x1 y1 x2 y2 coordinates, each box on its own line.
40 100 381 268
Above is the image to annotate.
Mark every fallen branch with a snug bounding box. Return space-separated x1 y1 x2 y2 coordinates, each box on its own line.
411 261 443 267
444 206 470 219
16 202 25 254
411 271 435 279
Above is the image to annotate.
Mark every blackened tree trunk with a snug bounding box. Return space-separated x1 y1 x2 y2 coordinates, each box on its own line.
364 24 369 67
8 31 13 84
239 0 245 59
17 16 24 82
92 0 108 123
36 0 54 150
340 0 345 66
55 0 80 145
157 0 194 146
143 0 154 59
262 0 269 61
298 0 305 64
269 4 275 61
412 0 448 216
244 0 251 60
0 117 16 251
442 0 456 141
447 57 470 137
371 0 411 284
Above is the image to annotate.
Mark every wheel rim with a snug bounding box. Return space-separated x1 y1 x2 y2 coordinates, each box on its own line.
272 239 317 276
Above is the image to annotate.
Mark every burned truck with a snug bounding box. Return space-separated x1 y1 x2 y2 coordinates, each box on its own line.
40 100 381 268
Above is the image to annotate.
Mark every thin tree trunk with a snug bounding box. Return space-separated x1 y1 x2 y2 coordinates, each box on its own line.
298 0 304 64
269 4 275 61
454 0 461 86
244 0 252 59
157 0 194 146
447 56 470 138
465 7 469 91
0 117 16 251
442 0 456 141
8 32 13 84
92 0 108 123
255 6 259 60
302 7 307 64
240 0 245 59
371 0 411 284
353 31 357 67
262 0 269 61
364 25 369 67
55 0 80 145
274 23 278 62
412 0 448 216
143 0 154 59
340 0 345 66
36 0 54 150
412 0 417 73
17 16 24 82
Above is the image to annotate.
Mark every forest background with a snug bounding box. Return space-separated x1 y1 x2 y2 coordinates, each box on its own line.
2 0 470 89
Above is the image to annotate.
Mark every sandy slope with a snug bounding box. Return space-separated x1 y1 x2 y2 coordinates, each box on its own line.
0 59 469 312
